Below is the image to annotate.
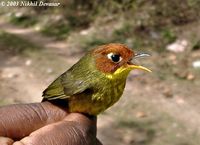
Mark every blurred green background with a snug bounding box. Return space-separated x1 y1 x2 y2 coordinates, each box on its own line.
0 0 200 145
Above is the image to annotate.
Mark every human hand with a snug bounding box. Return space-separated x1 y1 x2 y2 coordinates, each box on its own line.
0 101 102 145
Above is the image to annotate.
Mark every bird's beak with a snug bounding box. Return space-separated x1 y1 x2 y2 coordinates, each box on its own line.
128 64 152 72
127 52 152 72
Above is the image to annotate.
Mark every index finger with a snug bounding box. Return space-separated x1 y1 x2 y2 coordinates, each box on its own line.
0 101 68 139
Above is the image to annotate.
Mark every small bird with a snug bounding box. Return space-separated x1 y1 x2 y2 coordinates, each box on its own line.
42 43 151 115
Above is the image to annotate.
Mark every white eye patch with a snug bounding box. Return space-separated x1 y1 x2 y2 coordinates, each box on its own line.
107 53 122 63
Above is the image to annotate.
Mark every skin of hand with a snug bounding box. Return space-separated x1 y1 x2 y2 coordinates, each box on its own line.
0 101 102 145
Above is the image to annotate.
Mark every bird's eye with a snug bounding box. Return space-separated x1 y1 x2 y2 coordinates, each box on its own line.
107 53 122 63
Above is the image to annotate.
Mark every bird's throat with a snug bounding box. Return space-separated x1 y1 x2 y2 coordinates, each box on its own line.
105 66 131 80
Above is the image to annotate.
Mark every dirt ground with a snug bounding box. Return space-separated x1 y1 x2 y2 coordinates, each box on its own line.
1 19 200 145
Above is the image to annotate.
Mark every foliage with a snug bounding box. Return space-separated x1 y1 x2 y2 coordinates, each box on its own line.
5 0 200 50
0 31 39 55
41 22 71 39
9 13 37 27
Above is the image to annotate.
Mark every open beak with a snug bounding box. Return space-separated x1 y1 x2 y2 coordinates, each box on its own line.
127 52 152 72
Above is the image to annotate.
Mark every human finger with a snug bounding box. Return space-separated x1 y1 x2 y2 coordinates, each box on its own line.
13 113 102 145
0 137 14 145
0 101 68 139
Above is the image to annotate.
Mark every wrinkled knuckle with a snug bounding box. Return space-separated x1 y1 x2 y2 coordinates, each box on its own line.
73 123 97 145
28 104 48 122
71 124 95 145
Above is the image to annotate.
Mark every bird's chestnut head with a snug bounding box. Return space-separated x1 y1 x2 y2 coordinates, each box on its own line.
92 43 151 78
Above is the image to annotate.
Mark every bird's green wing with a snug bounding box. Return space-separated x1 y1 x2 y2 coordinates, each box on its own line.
42 71 91 100
43 52 98 100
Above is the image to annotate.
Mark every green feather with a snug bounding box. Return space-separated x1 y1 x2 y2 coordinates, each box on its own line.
42 52 127 115
43 53 97 99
